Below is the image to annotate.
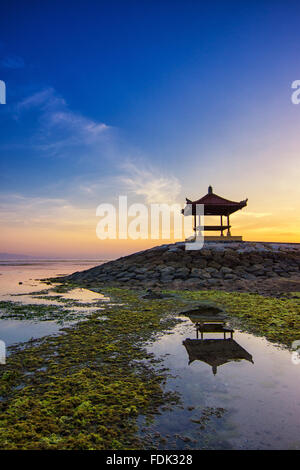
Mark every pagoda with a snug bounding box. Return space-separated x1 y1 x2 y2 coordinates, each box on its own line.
183 338 254 375
182 308 253 374
182 185 248 241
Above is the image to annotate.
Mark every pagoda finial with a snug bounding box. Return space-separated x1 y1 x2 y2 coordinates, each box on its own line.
208 185 213 194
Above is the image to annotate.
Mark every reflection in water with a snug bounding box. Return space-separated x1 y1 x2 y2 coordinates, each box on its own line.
0 261 104 346
52 288 109 303
183 316 254 375
143 312 300 450
183 338 254 375
0 319 63 347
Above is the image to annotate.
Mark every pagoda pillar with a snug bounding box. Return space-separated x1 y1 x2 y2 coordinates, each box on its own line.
227 215 231 236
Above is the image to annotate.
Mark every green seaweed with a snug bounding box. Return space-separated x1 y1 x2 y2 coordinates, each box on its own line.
171 289 300 347
1 282 299 450
0 300 94 324
0 288 187 449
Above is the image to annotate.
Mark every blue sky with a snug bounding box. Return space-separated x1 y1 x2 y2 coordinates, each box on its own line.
1 1 300 256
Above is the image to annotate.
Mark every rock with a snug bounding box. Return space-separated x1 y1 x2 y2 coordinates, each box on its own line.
117 276 133 282
267 272 278 278
162 251 179 261
190 268 202 277
245 265 259 273
234 267 247 276
167 247 181 253
213 272 223 279
220 267 232 274
174 267 190 279
160 266 175 275
208 261 221 269
206 278 219 286
242 273 257 280
194 259 207 268
199 271 211 279
144 280 159 288
251 264 265 272
206 267 218 274
224 273 237 280
160 275 175 283
64 241 300 291
142 289 169 299
172 280 185 289
135 267 148 274
200 249 212 258
184 278 199 287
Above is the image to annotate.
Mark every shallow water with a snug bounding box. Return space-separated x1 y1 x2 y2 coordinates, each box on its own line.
0 319 63 347
143 316 300 450
0 260 104 345
1 261 300 449
0 260 106 300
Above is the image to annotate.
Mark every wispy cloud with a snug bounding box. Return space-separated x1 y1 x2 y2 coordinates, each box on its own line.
0 193 94 229
119 161 182 204
46 110 108 142
15 88 65 114
12 87 110 158
0 85 184 249
0 55 25 69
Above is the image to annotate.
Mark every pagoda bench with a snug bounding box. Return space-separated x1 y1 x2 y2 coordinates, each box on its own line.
201 225 231 231
195 322 234 340
195 225 231 235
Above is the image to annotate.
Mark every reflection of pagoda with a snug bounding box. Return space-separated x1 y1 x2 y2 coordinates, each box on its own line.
183 338 254 375
182 315 254 375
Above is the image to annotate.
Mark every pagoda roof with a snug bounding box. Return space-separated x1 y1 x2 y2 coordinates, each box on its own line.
183 338 254 375
183 186 248 216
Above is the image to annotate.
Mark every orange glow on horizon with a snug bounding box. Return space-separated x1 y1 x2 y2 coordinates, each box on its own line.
1 210 300 259
1 178 300 258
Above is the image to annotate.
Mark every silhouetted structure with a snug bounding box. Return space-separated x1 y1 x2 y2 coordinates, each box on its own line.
195 322 234 340
182 185 247 240
182 313 253 374
183 337 254 375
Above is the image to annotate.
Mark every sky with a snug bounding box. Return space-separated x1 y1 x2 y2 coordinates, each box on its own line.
1 0 300 258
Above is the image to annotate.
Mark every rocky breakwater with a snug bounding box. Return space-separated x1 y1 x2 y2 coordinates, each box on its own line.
65 242 300 294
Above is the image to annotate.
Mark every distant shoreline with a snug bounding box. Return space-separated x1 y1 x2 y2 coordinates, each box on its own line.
1 241 300 262
0 259 111 261
0 259 112 266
